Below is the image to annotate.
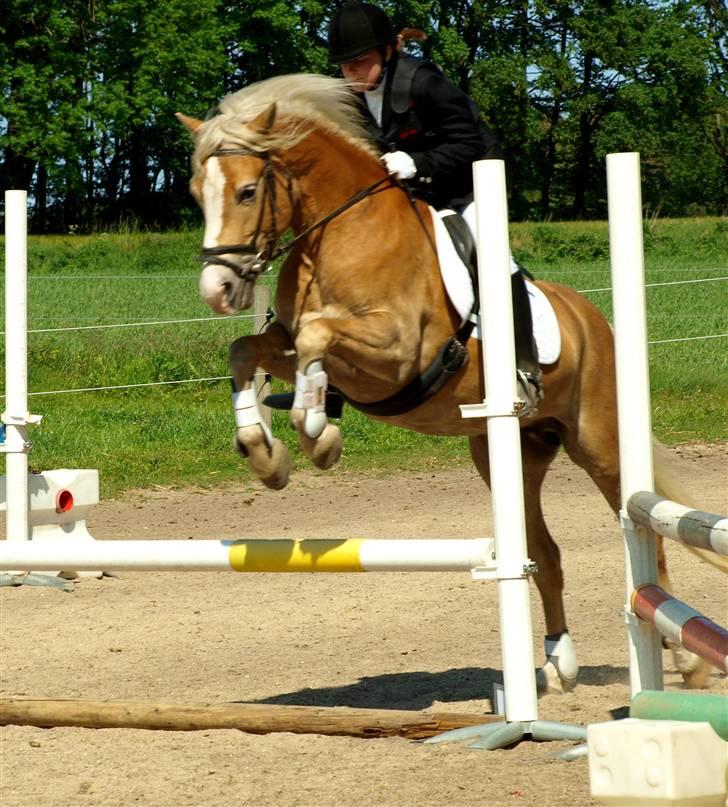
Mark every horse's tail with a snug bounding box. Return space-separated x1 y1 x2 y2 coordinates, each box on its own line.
652 436 728 573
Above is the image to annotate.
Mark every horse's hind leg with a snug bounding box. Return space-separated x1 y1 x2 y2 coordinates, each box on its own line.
561 418 711 687
228 322 295 490
468 430 579 694
653 535 712 688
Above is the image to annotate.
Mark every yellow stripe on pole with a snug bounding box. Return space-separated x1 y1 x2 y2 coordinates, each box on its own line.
228 539 364 572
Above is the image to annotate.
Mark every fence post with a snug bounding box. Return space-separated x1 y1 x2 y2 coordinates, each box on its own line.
463 160 539 725
253 285 272 429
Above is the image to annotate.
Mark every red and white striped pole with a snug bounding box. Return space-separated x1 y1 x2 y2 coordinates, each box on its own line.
632 585 728 674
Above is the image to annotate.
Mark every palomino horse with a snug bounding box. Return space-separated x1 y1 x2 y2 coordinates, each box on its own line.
177 73 711 693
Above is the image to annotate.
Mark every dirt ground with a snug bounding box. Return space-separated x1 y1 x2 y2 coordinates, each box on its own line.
1 443 726 807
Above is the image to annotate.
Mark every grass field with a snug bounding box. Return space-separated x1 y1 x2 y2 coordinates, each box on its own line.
1 218 726 496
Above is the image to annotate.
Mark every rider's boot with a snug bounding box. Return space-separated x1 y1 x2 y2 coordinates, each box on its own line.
511 270 543 417
264 388 345 418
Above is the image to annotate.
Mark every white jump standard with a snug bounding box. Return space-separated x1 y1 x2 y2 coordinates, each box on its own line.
585 152 728 805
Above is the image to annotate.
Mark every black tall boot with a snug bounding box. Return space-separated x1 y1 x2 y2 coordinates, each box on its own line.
511 270 543 415
263 388 345 418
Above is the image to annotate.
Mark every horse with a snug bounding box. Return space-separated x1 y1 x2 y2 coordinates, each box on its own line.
176 73 712 694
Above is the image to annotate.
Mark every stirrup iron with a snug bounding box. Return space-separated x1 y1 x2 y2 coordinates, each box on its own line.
516 369 543 418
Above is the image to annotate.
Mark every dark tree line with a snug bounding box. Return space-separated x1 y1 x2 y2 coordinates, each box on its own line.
2 0 726 232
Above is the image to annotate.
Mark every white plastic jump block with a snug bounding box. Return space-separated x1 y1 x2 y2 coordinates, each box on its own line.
588 718 728 807
0 469 102 579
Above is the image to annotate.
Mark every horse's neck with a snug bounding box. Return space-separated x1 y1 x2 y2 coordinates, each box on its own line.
288 129 385 231
282 128 443 319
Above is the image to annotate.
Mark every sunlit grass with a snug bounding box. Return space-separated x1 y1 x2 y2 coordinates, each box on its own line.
1 218 726 496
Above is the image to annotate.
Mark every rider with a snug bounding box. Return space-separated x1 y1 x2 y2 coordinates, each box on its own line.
327 1 543 412
329 0 501 212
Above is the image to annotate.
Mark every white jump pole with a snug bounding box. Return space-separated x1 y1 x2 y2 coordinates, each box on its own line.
2 190 39 544
461 160 539 729
0 537 496 573
606 152 663 695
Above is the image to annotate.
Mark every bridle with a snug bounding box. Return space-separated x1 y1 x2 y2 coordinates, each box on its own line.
199 147 287 281
199 147 395 280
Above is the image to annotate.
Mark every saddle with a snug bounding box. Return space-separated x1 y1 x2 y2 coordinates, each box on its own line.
438 210 542 413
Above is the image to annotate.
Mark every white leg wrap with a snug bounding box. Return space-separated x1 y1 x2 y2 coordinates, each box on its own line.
232 387 273 446
293 361 328 439
544 632 579 682
536 632 579 694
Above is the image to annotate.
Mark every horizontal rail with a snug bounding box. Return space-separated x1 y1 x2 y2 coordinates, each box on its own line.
632 585 728 674
630 691 728 741
0 537 495 574
627 492 728 556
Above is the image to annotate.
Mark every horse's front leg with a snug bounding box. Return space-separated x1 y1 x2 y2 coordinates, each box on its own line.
286 344 345 472
228 322 296 490
290 313 404 470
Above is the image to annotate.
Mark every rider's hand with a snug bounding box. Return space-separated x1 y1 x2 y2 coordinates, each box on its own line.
382 151 417 180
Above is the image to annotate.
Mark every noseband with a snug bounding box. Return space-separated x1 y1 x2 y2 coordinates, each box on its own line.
199 146 395 279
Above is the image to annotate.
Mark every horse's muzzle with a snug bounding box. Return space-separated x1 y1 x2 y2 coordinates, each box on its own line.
199 263 255 314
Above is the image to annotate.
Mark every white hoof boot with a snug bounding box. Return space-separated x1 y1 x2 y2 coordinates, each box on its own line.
537 632 578 694
293 360 328 439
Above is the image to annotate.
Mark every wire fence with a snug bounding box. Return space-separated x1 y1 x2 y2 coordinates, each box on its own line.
2 272 726 399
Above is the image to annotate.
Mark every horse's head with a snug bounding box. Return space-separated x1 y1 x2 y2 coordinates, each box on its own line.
179 74 380 315
178 103 297 314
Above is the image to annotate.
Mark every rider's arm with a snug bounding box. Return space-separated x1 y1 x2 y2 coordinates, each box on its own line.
407 66 502 180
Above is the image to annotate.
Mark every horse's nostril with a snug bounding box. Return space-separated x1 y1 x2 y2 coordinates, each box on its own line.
221 281 232 295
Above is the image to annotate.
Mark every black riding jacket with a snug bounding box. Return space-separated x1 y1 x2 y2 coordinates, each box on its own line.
357 53 502 210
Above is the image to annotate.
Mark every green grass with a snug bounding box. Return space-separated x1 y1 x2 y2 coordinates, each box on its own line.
1 219 726 496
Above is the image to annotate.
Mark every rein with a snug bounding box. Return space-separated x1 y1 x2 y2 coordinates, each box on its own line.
199 147 394 277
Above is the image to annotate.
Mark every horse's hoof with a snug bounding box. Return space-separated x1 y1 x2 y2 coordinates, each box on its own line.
234 429 291 490
258 439 292 490
310 423 343 470
536 660 578 695
667 642 711 688
681 665 711 689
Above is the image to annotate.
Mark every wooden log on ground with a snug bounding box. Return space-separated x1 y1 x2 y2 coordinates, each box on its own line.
0 697 501 740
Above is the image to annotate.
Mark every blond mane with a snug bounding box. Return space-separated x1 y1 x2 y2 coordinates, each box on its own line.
194 74 378 167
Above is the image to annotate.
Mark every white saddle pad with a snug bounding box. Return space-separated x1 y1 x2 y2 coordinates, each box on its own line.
431 208 561 365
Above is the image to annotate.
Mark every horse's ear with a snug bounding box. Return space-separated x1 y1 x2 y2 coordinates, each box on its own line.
175 112 203 134
250 103 277 134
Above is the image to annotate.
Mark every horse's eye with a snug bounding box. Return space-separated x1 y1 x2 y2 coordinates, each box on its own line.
236 184 257 204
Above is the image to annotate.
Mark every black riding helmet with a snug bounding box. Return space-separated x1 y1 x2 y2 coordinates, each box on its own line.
328 1 396 64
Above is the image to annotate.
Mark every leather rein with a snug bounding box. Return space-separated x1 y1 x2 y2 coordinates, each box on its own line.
199 147 394 278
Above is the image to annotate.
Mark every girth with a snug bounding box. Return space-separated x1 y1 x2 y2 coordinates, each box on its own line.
331 318 474 417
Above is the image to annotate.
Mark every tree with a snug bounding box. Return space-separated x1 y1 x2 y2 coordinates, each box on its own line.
2 0 725 230
1 0 95 228
90 0 234 227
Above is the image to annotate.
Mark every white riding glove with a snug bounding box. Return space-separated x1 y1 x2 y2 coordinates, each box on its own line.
382 151 417 180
